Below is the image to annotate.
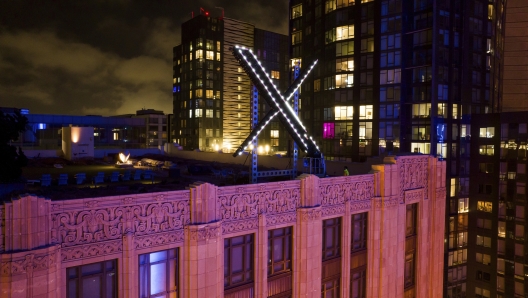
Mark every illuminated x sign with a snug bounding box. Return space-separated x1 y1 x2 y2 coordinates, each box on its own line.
231 45 321 157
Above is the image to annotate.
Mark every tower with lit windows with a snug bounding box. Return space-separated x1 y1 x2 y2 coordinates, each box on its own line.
288 0 505 296
172 13 290 153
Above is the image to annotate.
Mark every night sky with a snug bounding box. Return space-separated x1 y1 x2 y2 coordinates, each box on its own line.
0 0 288 116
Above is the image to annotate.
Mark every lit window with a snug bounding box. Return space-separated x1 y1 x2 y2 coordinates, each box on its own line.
335 74 354 88
334 106 353 120
271 70 280 79
291 4 302 19
195 50 203 59
336 25 354 41
325 0 336 13
336 58 354 72
270 130 279 138
478 145 494 156
479 127 495 138
139 249 178 298
458 198 468 213
359 105 373 119
477 201 492 213
314 79 321 92
206 109 213 118
206 50 214 60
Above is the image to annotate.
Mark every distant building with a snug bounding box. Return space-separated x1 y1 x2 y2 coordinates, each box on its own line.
4 107 169 149
0 155 445 298
128 109 168 147
8 110 147 149
172 13 290 153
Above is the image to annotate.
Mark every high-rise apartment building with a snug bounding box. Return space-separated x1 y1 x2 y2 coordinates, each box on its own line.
469 111 528 297
172 14 290 153
288 0 505 296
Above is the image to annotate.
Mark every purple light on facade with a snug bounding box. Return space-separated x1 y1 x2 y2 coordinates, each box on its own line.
323 123 334 139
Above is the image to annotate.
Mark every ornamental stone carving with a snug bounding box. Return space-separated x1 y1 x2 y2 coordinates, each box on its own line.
217 182 300 221
51 200 189 247
405 189 423 204
187 223 221 241
266 212 296 226
222 219 259 235
299 208 322 222
374 196 399 209
1 249 58 277
321 204 346 217
350 201 372 212
319 176 374 206
398 156 429 201
61 239 123 262
134 230 185 250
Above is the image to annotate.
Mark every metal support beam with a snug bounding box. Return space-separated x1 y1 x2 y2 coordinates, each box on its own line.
292 62 300 179
250 85 258 184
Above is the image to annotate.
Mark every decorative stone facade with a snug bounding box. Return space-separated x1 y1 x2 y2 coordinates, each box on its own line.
0 155 445 297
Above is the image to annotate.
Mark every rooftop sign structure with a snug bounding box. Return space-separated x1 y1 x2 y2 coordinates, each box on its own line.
231 45 322 159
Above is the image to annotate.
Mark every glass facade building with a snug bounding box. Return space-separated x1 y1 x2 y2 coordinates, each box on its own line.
288 0 506 296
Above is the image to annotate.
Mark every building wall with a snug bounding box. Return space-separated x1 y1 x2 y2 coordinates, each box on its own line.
502 0 528 112
0 155 445 298
222 18 255 151
289 1 506 296
469 112 528 297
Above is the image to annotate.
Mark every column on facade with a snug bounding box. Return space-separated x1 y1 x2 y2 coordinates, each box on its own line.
255 213 268 297
183 182 224 297
0 195 60 298
340 200 352 296
293 174 323 297
369 162 403 297
418 158 446 297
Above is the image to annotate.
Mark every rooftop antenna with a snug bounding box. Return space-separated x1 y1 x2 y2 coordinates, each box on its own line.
215 6 224 19
200 7 209 16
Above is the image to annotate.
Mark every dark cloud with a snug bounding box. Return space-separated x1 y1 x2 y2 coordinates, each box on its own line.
0 1 288 116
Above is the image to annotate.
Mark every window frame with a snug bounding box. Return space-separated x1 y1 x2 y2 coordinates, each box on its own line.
138 248 179 298
224 234 254 290
267 227 293 277
66 260 117 298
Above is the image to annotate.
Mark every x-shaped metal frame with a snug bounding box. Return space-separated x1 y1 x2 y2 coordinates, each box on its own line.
231 45 321 158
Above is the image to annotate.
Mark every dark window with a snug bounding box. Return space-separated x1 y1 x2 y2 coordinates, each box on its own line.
67 260 117 298
224 234 254 289
350 269 366 298
406 204 417 237
352 212 368 252
405 204 417 289
268 227 292 276
404 253 415 288
139 248 178 298
323 218 342 260
322 278 340 298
